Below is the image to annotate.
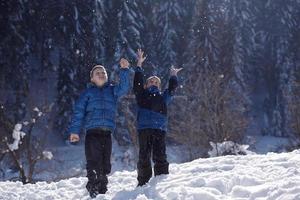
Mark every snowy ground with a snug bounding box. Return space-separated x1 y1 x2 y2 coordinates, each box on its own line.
0 139 189 182
1 150 300 200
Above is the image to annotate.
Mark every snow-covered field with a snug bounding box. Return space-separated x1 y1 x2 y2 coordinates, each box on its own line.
1 150 300 200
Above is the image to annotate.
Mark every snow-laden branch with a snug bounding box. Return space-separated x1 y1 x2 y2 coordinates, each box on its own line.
8 124 26 151
42 151 53 160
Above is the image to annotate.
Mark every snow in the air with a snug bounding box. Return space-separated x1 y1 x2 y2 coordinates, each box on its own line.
1 150 300 200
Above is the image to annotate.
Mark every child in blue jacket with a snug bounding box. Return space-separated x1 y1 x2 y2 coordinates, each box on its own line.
133 49 182 186
67 58 130 197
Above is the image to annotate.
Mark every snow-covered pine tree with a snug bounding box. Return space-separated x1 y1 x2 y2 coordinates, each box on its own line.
203 0 248 145
170 0 248 159
55 0 97 135
137 0 158 72
110 0 143 145
227 0 255 92
226 0 258 137
98 1 120 66
250 0 296 137
94 0 108 64
286 0 300 140
113 0 142 68
154 0 182 81
175 0 196 68
0 0 30 123
25 1 55 77
170 0 217 159
56 51 77 135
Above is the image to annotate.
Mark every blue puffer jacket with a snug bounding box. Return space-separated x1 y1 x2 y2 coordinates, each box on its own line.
133 67 178 132
67 68 130 135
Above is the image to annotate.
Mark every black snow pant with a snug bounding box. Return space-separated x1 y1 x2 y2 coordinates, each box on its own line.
85 128 112 194
137 129 169 186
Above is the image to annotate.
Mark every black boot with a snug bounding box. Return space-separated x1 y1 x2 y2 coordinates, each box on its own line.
154 162 169 176
86 168 100 198
96 175 108 194
137 165 152 186
86 180 99 198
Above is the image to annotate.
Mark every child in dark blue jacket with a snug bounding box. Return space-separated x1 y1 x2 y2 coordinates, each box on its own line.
133 49 182 186
67 58 130 197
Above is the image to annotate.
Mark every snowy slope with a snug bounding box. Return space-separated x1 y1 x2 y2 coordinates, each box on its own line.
1 150 300 200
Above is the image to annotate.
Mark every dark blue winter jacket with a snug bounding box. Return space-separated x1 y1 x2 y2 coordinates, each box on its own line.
133 66 178 132
67 68 130 135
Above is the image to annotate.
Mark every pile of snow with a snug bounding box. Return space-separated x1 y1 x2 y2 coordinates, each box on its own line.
1 150 300 200
208 141 253 157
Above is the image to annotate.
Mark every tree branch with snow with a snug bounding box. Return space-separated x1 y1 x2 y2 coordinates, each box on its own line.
0 104 53 184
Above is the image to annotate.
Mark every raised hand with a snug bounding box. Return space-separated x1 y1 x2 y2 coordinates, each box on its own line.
170 65 183 76
137 49 146 67
120 58 130 69
70 133 80 143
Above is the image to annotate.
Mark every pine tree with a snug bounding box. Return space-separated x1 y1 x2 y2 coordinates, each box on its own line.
137 0 158 72
55 0 97 135
286 0 300 140
0 0 30 123
228 0 255 89
250 0 296 136
226 0 260 137
154 0 182 80
170 0 248 158
175 0 196 68
94 0 108 64
113 0 143 66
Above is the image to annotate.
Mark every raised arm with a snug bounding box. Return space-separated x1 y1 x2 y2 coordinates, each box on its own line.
167 76 179 92
133 49 146 96
163 66 182 104
113 58 130 98
133 66 144 95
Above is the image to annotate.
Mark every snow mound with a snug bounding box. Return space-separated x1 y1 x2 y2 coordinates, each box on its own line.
1 150 300 200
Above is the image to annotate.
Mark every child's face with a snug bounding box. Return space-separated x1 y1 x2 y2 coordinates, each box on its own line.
91 68 108 87
145 77 161 90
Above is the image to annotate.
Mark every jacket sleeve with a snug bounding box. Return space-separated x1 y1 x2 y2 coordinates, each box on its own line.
133 66 145 96
163 75 178 105
113 68 130 98
67 90 89 135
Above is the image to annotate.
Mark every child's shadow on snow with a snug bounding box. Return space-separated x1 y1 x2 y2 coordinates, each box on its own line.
113 175 168 200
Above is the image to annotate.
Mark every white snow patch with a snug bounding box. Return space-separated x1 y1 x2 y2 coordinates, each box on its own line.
1 150 300 199
8 124 26 151
208 141 254 157
23 121 29 126
33 107 43 116
42 151 53 160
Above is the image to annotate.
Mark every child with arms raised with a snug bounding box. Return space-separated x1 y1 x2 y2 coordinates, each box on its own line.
133 49 182 186
67 58 130 197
